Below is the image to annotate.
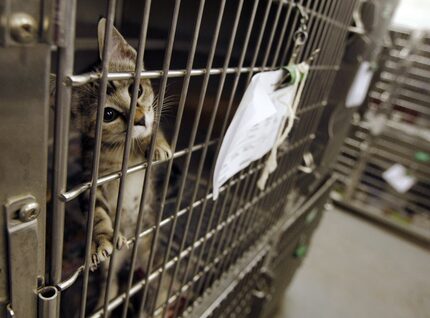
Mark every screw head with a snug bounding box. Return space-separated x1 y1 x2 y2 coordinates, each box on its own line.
19 201 40 222
9 13 37 44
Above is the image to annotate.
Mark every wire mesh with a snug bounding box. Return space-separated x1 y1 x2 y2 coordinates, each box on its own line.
48 0 357 317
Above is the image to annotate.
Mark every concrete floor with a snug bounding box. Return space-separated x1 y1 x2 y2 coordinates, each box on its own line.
276 208 430 318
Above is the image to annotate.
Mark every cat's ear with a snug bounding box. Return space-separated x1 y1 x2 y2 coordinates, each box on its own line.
97 18 136 61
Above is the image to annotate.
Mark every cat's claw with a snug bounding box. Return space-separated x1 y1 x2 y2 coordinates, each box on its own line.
97 242 113 261
90 237 114 270
90 254 100 271
154 144 172 161
116 234 129 250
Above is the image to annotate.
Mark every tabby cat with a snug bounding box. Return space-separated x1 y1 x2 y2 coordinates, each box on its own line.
71 19 173 314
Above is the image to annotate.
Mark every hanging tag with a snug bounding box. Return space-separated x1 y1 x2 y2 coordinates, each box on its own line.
382 164 416 193
346 61 374 108
213 70 295 200
257 63 309 190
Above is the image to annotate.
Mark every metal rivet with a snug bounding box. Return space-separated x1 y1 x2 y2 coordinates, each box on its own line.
19 201 40 222
9 13 38 44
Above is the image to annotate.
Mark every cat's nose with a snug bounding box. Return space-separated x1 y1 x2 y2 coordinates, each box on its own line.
135 115 146 127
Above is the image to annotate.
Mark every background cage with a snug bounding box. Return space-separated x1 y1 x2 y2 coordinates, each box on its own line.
334 27 430 245
0 0 374 317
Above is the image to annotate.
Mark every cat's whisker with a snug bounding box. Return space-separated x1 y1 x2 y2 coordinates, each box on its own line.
135 138 145 155
161 97 178 106
162 100 177 106
163 94 179 102
152 92 178 110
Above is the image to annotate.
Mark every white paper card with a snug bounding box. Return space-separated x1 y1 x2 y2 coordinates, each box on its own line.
382 163 416 193
213 70 297 199
346 61 374 108
365 111 387 136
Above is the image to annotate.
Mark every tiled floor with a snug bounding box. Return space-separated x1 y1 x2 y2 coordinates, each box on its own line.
276 208 430 318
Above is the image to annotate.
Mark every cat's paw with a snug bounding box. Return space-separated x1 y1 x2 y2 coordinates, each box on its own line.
154 143 172 161
90 236 114 270
116 233 130 250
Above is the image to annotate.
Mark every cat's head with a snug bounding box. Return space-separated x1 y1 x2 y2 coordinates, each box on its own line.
73 18 155 148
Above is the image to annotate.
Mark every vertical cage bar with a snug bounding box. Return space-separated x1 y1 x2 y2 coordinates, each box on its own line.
189 0 275 300
303 0 347 141
121 1 182 317
101 1 152 317
171 0 262 307
271 2 294 68
213 0 307 280
137 0 207 315
79 1 118 317
161 1 245 316
208 0 279 273
293 0 331 122
183 0 264 300
279 1 304 67
50 0 78 285
246 0 273 83
291 1 327 119
261 0 283 68
301 0 323 62
228 0 324 274
149 0 227 314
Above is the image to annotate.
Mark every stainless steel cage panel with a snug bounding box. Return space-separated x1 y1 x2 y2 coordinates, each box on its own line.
334 28 430 244
0 0 54 316
1 0 359 317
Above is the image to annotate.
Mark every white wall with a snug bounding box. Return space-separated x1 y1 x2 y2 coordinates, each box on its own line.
391 0 430 29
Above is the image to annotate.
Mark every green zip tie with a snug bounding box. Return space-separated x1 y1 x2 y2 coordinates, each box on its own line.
415 151 430 163
294 244 308 258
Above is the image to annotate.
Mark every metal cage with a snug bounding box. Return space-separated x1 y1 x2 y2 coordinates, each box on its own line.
0 0 359 317
334 27 430 244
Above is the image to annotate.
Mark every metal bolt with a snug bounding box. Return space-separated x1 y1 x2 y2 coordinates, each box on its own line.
9 13 37 44
19 201 40 222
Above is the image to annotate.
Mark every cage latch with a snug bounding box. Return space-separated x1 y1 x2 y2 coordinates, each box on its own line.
4 195 40 318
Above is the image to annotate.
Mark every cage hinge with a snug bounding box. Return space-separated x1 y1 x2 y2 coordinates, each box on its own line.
4 194 40 318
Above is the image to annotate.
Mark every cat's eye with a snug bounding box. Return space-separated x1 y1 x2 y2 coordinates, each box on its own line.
103 107 120 123
128 84 143 98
